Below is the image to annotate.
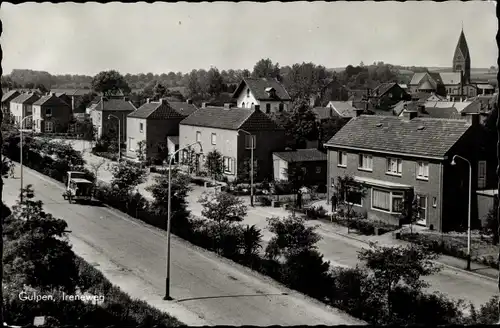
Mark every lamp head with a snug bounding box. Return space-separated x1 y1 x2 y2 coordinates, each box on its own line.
451 156 456 166
107 115 112 120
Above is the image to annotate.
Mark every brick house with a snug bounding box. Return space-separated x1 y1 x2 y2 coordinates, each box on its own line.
10 92 40 127
50 88 94 112
370 82 410 110
273 148 327 187
126 99 193 161
179 105 286 182
32 93 72 133
1 90 20 119
90 96 137 142
232 78 291 114
324 110 491 232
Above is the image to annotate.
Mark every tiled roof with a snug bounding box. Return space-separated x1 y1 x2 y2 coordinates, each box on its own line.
50 89 92 97
32 94 69 107
328 101 357 117
1 90 20 103
274 149 327 163
460 100 484 114
372 82 398 97
94 98 136 112
232 78 291 101
439 72 462 85
419 107 461 119
128 101 185 120
167 101 198 116
409 73 427 85
418 81 434 90
424 101 474 113
325 115 471 158
11 93 40 105
180 107 284 131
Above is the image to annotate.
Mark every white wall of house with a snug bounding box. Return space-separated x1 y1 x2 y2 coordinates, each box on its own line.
126 117 147 157
90 110 103 138
272 154 288 181
10 102 31 125
235 84 289 113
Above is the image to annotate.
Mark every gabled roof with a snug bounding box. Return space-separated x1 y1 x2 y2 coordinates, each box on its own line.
328 101 357 118
11 93 40 105
180 107 284 131
1 90 20 103
232 78 291 101
409 73 427 85
418 81 434 90
418 107 461 119
167 101 198 116
94 98 136 112
439 72 462 85
325 115 472 159
128 100 185 120
274 149 327 163
372 82 401 97
50 89 92 97
32 94 70 107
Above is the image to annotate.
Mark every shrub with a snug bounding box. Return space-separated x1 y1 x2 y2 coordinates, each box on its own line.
306 206 327 220
256 195 272 206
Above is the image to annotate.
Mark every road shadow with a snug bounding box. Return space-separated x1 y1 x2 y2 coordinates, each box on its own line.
176 292 288 303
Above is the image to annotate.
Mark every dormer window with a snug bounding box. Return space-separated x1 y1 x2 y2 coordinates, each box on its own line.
265 87 276 98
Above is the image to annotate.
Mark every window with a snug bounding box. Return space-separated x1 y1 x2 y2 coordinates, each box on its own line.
251 102 255 108
196 131 201 142
386 158 402 175
211 133 216 145
416 161 429 180
279 103 284 112
478 161 487 189
338 151 347 167
44 121 53 133
139 123 144 132
371 188 404 213
242 102 245 108
358 154 373 171
316 166 321 174
246 89 250 97
416 195 428 221
266 103 271 113
223 157 234 174
45 108 52 116
245 135 256 149
432 197 437 208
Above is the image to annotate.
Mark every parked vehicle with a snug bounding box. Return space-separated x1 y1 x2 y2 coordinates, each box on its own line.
62 171 94 203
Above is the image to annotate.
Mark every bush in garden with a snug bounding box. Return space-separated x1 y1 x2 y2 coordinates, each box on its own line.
198 191 247 223
256 195 272 206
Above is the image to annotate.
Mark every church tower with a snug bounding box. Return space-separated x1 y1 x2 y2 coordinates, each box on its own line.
452 27 471 84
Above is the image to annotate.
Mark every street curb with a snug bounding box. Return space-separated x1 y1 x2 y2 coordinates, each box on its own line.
328 229 498 282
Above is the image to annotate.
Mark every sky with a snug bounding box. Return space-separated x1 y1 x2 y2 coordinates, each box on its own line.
0 1 497 76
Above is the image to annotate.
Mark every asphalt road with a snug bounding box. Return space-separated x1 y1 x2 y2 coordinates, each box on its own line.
186 187 499 310
3 165 364 326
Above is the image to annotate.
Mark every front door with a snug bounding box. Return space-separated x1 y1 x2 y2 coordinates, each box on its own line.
416 195 427 226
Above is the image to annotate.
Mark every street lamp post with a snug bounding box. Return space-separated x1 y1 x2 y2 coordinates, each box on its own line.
19 114 38 203
164 141 202 301
451 154 472 271
108 114 121 161
238 129 254 207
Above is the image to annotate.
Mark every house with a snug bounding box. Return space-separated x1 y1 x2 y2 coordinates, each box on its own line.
54 93 72 108
90 96 137 141
312 101 357 121
126 99 189 161
1 89 20 118
31 93 72 133
179 104 286 182
232 78 291 114
370 82 410 109
273 148 327 186
324 111 492 232
10 92 40 126
310 79 350 107
50 89 94 111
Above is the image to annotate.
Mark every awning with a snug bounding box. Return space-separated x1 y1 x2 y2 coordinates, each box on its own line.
354 176 413 190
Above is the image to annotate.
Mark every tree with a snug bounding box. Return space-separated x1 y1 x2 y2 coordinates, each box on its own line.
110 161 147 195
152 82 169 101
91 70 131 96
204 149 224 181
136 140 147 164
284 62 329 100
198 192 248 223
186 70 203 100
207 67 224 98
399 194 420 235
237 158 259 184
147 169 192 234
240 224 263 262
265 214 321 261
3 186 79 293
288 99 320 148
252 58 281 80
284 162 307 200
336 175 367 231
485 201 499 245
358 242 440 319
88 158 106 183
319 117 350 147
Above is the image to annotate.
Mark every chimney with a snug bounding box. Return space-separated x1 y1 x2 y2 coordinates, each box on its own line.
147 98 150 103
402 109 418 121
202 102 208 108
465 112 480 126
186 99 193 104
159 98 164 104
254 104 260 111
354 108 364 117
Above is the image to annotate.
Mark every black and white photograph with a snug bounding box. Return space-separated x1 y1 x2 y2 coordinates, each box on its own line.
0 1 498 327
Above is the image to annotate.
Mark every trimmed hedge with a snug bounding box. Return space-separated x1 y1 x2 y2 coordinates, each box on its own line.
329 210 399 236
4 256 184 327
